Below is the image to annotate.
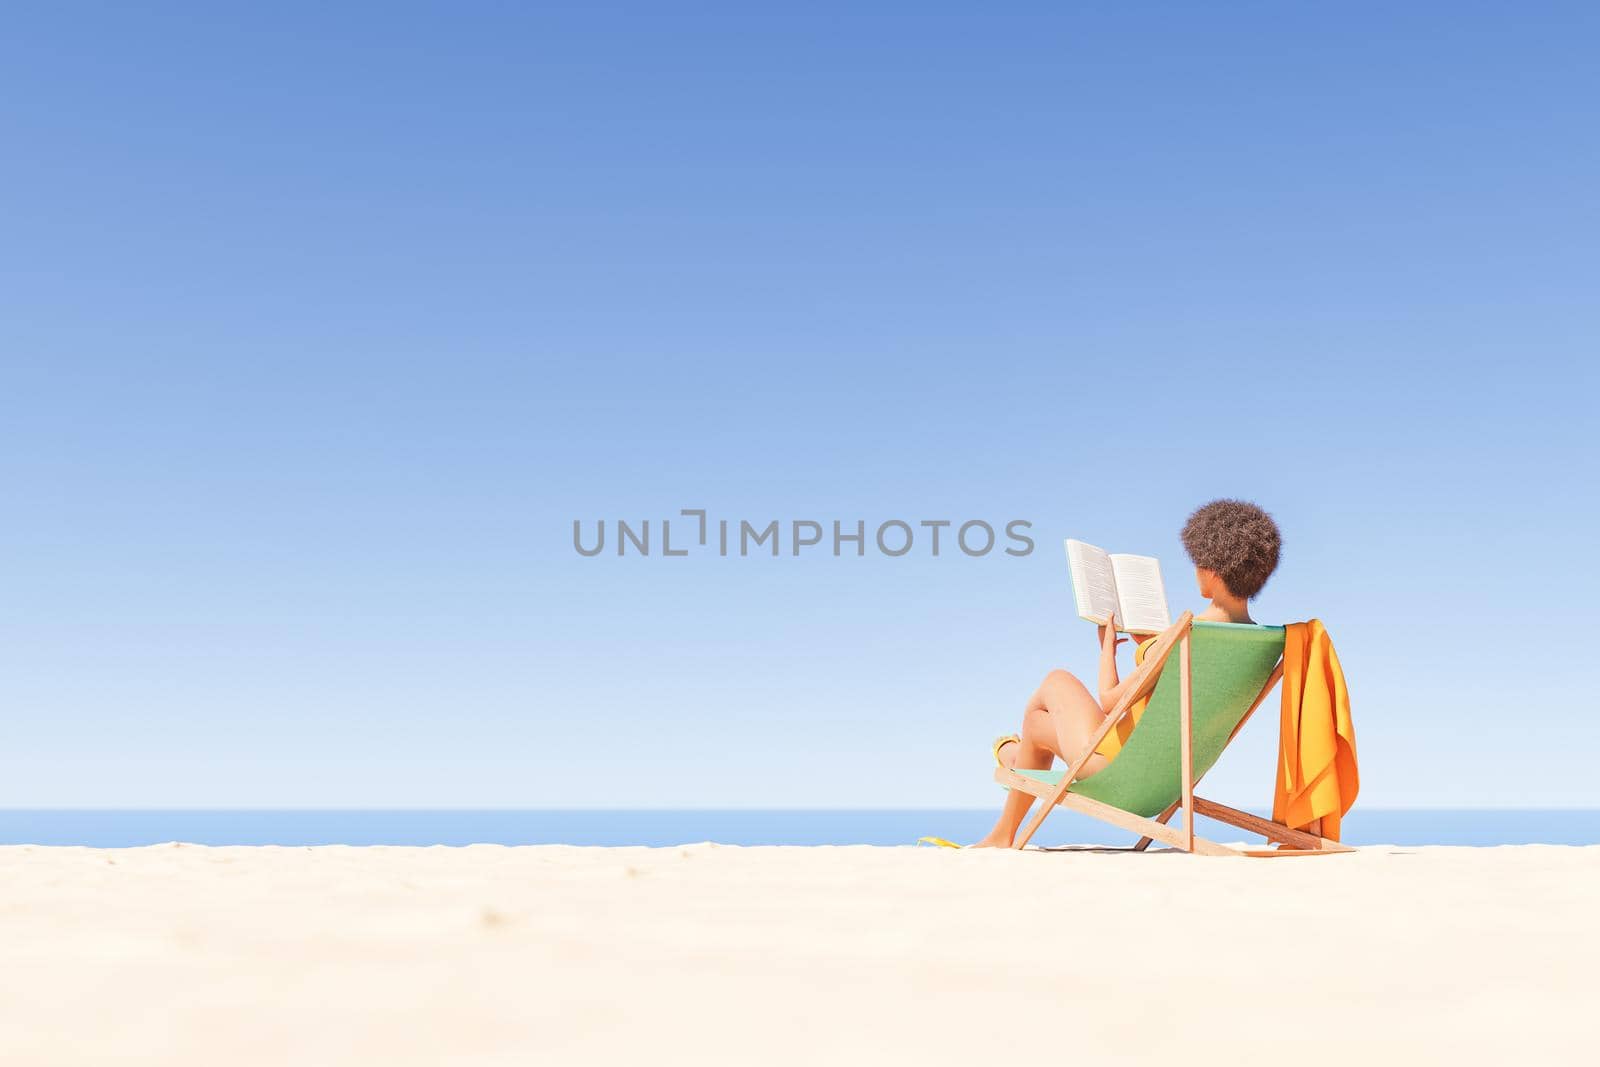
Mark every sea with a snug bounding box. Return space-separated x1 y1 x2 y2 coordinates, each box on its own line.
0 808 1596 848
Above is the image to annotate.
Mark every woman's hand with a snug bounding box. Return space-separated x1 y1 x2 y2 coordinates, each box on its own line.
1097 620 1128 659
1096 619 1129 710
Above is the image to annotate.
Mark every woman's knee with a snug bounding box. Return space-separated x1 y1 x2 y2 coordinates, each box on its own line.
1040 668 1090 698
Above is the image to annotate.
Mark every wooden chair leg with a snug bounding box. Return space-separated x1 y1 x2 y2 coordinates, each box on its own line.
1012 791 1054 851
1178 632 1194 851
1133 802 1180 851
1191 798 1354 852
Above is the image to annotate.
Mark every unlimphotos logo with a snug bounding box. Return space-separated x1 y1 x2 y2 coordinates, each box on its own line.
574 509 1034 558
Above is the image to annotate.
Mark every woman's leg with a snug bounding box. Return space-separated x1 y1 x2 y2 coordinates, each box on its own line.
971 669 1111 848
973 707 1054 848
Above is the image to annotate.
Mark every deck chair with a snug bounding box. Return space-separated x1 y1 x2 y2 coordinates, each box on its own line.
996 612 1354 856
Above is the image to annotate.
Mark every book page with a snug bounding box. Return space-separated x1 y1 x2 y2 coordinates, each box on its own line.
1108 553 1171 634
1064 539 1120 627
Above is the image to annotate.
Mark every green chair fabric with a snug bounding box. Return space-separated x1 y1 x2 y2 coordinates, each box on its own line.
1008 621 1285 817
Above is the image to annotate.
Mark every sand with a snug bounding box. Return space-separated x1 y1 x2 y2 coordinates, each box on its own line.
0 843 1594 1065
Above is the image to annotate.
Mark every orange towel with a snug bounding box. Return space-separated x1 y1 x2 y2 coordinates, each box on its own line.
1274 620 1359 840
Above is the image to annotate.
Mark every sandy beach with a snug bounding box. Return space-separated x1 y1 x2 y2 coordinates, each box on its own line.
1 843 1594 1065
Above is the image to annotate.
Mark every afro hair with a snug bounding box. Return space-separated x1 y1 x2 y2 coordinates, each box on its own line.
1180 499 1281 600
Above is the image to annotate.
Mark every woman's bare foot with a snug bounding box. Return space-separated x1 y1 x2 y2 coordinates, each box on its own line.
967 829 1015 849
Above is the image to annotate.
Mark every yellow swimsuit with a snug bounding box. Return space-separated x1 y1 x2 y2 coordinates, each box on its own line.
1092 636 1156 760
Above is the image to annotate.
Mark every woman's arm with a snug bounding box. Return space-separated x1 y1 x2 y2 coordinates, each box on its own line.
1096 621 1132 710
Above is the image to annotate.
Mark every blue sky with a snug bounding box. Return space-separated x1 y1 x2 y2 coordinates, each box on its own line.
2 3 1595 809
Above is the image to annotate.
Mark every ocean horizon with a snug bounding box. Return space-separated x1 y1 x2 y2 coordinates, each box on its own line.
2 808 1596 849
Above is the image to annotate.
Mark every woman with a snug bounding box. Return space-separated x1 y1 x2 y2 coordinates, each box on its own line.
970 499 1282 848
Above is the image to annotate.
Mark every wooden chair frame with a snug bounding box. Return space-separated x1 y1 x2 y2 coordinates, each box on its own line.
997 612 1354 857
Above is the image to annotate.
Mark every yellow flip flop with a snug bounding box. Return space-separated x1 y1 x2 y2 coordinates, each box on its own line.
916 836 961 849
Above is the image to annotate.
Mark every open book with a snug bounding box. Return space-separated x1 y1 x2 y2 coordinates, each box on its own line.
1063 538 1173 635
